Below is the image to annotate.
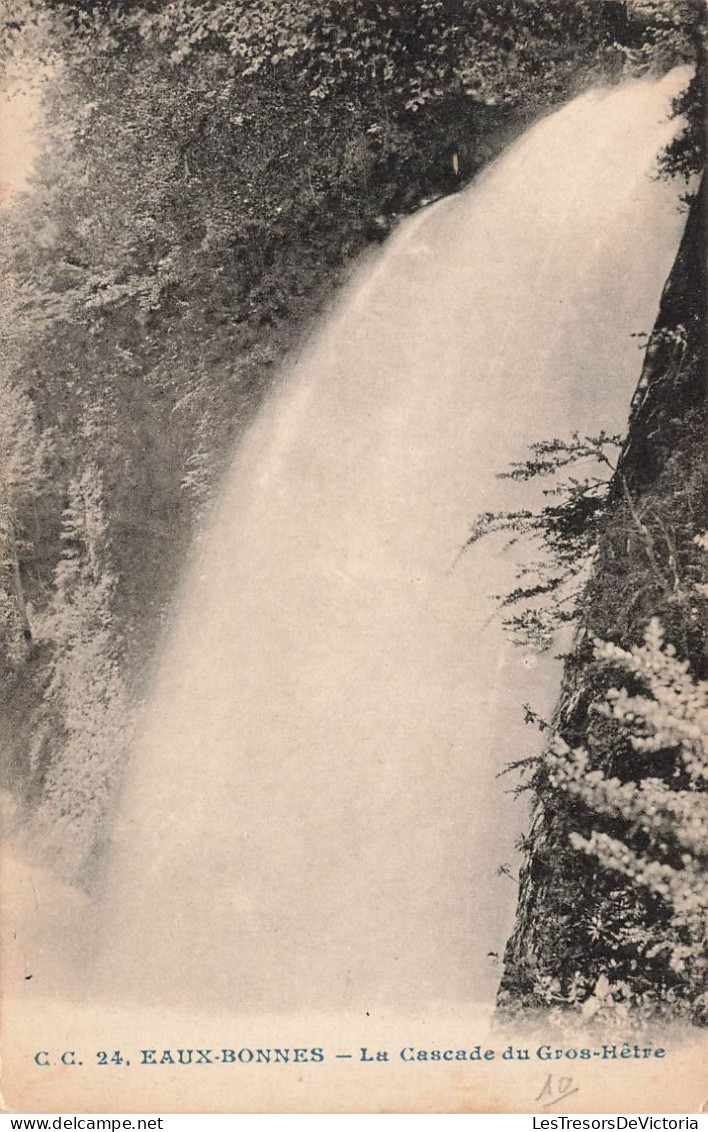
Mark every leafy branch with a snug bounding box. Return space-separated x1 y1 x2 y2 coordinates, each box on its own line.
459 431 623 650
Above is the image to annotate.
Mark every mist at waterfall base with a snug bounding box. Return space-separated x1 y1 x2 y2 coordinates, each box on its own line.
95 70 690 1015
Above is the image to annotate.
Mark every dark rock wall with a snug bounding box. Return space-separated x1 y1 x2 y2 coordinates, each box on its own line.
497 179 707 1021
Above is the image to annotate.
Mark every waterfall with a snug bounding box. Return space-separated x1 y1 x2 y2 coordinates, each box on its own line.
99 70 690 1013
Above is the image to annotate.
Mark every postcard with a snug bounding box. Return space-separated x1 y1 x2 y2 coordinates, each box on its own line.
1 1 706 1115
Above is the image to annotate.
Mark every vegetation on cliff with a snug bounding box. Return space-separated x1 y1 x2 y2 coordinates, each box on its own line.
0 2 704 1025
495 170 706 1024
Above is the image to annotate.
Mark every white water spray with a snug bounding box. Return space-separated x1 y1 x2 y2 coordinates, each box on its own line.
100 71 690 1013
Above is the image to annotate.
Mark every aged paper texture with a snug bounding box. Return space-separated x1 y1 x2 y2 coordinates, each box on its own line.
1 2 706 1115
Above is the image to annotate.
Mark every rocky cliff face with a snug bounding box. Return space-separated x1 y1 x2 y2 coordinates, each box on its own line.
497 178 707 1023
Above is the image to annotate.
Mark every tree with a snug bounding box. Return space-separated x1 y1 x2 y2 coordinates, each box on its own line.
459 432 623 650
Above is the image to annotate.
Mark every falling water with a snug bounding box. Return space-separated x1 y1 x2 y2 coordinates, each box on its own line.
100 70 690 1013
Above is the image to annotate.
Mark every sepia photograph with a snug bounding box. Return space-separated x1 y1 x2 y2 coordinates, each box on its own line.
0 0 706 1116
